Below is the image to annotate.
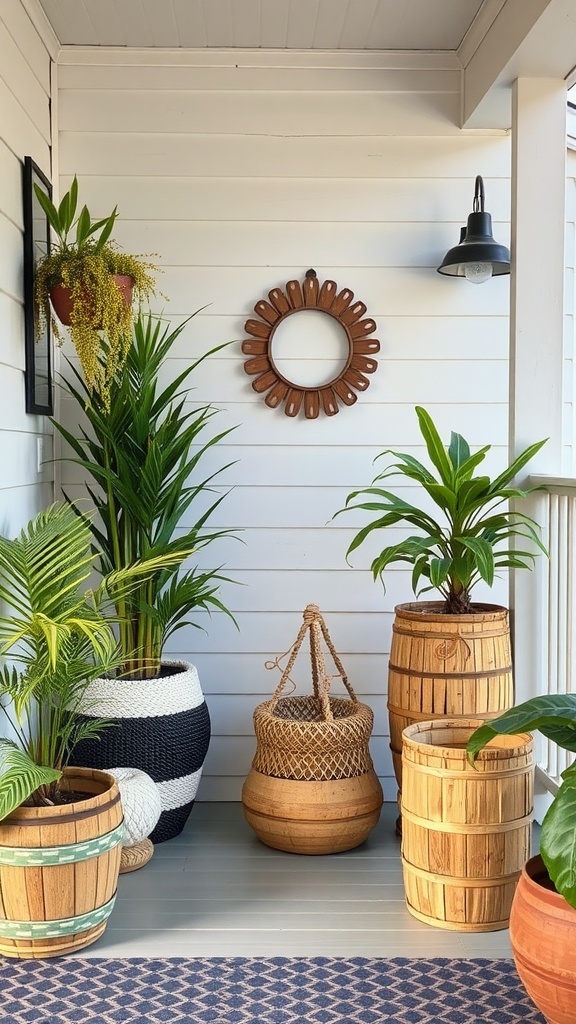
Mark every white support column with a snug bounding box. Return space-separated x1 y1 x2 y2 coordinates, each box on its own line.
509 77 566 705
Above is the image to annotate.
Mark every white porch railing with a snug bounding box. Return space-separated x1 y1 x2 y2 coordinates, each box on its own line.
528 476 576 800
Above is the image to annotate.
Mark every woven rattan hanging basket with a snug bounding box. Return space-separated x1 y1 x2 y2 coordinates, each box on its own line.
242 604 383 854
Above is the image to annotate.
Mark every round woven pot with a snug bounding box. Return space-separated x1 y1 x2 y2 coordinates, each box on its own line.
72 661 210 843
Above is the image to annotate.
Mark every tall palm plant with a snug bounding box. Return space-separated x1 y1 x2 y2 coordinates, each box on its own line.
54 311 236 679
0 504 124 819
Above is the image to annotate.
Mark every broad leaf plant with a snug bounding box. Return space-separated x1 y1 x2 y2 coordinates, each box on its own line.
467 697 576 909
337 406 547 613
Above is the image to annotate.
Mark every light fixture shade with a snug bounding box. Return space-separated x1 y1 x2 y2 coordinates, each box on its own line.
437 177 510 278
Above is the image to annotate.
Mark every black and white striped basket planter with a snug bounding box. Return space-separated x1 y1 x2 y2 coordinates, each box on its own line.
73 661 211 843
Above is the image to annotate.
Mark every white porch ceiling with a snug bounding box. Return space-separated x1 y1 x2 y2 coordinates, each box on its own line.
36 0 489 50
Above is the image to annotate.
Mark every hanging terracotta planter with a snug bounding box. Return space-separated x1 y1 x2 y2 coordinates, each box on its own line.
49 274 134 327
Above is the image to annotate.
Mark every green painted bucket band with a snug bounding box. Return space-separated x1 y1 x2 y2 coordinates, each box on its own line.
0 893 117 939
0 821 124 867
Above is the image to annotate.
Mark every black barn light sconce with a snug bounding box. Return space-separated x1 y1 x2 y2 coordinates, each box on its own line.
437 175 510 284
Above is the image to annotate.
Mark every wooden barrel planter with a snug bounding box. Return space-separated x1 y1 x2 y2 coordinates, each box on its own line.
0 767 123 959
400 719 533 932
242 604 383 855
387 602 514 797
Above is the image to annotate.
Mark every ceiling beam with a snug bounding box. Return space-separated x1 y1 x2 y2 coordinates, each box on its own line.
461 0 576 128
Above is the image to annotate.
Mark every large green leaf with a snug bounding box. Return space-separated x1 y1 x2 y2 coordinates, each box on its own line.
467 695 576 763
448 431 470 471
457 536 495 586
415 406 454 486
488 438 548 493
540 776 576 909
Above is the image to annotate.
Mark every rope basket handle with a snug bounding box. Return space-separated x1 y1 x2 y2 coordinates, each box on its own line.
267 604 358 721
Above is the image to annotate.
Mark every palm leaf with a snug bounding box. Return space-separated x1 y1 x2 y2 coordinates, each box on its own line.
0 742 61 821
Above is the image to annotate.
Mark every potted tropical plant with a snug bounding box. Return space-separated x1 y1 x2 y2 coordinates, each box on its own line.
33 175 157 408
53 310 237 843
0 503 127 959
467 698 576 1024
335 405 547 801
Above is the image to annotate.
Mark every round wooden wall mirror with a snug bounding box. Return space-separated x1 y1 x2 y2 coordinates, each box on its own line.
242 270 380 418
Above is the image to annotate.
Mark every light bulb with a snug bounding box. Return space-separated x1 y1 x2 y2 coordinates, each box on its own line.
463 262 493 284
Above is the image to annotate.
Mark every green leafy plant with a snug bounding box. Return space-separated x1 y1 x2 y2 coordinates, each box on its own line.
34 175 157 407
53 310 237 681
467 696 576 909
0 503 125 819
336 406 547 613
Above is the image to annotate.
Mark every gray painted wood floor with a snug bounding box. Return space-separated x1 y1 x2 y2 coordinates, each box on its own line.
77 802 525 958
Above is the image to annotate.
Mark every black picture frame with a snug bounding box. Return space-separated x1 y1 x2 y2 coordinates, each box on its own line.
23 156 53 415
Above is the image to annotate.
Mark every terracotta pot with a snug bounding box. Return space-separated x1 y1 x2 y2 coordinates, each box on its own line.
510 854 576 1024
50 274 134 326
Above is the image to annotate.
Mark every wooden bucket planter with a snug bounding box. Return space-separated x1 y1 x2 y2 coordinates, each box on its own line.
242 604 383 855
400 719 533 932
387 602 514 796
0 767 123 959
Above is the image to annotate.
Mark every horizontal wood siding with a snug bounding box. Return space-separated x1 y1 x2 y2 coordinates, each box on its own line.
56 53 511 801
0 1 53 544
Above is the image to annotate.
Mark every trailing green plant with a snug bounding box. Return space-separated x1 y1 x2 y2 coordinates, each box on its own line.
33 175 157 407
467 696 576 909
335 405 547 613
53 310 237 681
0 503 125 819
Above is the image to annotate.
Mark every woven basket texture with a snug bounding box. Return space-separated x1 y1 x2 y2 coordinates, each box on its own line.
251 605 375 782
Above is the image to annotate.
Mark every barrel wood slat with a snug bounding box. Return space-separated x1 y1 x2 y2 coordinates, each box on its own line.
0 768 123 958
400 720 533 932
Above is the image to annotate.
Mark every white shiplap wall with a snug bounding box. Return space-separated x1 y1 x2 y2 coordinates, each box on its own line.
56 49 512 800
0 1 55 537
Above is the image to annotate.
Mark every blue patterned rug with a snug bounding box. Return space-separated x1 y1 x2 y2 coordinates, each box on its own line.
0 957 545 1024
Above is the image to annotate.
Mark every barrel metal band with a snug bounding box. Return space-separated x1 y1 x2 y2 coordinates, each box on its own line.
401 805 532 834
0 894 117 939
403 858 522 887
0 822 124 866
4 790 121 826
388 663 512 680
392 625 508 641
401 760 532 780
387 704 511 722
